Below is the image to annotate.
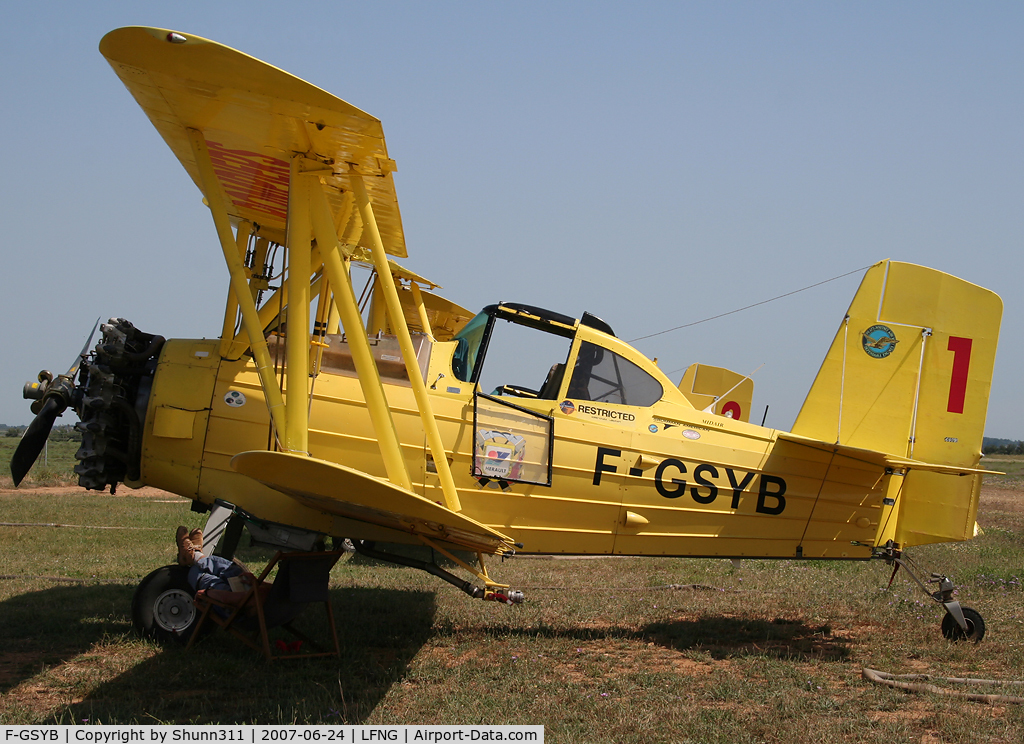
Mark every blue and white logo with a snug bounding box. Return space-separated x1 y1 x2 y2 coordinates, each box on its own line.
862 325 898 359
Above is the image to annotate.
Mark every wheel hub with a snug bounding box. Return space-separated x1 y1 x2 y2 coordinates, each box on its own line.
153 588 196 633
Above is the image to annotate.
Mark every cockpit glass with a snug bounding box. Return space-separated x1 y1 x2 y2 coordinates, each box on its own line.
568 341 663 407
452 311 489 382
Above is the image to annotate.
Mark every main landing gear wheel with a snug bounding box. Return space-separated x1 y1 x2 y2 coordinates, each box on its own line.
132 565 198 644
941 606 985 643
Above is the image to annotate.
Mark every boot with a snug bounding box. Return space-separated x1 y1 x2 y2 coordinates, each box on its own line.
175 526 196 566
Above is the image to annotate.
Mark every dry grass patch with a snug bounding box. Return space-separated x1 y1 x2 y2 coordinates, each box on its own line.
1 483 1024 740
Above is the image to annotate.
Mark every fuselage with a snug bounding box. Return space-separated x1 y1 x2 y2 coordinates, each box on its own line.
137 314 888 559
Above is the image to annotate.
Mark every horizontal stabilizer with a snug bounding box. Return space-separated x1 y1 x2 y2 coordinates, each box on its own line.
777 431 1002 477
882 457 1002 477
231 451 514 554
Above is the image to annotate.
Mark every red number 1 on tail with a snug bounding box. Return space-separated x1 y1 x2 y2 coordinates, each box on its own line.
946 336 972 414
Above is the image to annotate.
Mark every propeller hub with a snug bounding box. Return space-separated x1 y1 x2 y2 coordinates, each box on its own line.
11 317 164 488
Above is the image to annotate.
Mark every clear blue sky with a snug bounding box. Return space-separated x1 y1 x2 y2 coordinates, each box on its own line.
2 2 1021 439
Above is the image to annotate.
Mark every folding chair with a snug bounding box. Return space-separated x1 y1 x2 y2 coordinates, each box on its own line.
187 550 342 660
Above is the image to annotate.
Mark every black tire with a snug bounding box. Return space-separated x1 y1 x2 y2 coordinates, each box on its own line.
132 565 198 644
941 606 985 642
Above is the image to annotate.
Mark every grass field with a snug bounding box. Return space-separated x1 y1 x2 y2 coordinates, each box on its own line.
984 454 1024 490
0 463 1022 740
0 438 79 489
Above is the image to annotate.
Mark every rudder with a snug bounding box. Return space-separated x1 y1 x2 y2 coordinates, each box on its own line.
792 260 1001 546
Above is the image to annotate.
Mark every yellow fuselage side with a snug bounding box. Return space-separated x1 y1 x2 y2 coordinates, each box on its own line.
140 331 885 559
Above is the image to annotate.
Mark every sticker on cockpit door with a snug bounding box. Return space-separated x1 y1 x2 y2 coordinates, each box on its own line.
475 430 525 480
224 390 246 407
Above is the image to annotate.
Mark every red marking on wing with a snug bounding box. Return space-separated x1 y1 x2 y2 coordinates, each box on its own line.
207 141 289 221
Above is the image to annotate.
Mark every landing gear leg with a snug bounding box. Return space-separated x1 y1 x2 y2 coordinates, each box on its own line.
211 510 244 560
881 547 985 643
352 540 525 604
189 501 244 560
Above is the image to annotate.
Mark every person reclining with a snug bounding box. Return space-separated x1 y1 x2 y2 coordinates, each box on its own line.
175 526 269 606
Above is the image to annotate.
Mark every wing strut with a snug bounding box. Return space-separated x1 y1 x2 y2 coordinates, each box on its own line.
348 168 462 513
218 220 250 358
284 155 313 453
188 129 288 443
409 282 435 340
192 134 458 503
306 170 413 490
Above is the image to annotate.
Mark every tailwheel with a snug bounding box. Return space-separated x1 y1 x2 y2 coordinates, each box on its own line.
941 606 985 643
132 565 198 644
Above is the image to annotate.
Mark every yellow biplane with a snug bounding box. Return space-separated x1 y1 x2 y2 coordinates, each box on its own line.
12 27 1002 645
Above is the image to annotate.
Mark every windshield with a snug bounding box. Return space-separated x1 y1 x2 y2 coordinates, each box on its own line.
452 311 490 382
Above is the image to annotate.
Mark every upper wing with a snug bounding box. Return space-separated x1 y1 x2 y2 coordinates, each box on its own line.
99 26 407 257
388 283 475 342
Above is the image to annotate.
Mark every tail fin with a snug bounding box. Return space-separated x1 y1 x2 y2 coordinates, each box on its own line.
792 260 1002 546
677 363 754 422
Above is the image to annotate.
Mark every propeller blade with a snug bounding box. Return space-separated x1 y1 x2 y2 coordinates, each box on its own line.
10 397 65 486
11 319 99 486
66 317 101 378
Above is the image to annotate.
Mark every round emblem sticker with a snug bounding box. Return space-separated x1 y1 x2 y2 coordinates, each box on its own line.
862 325 899 359
559 400 575 415
682 429 701 440
224 390 246 408
649 424 659 433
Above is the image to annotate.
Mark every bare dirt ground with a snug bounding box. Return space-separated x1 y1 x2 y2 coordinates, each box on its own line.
0 485 178 498
980 489 1021 509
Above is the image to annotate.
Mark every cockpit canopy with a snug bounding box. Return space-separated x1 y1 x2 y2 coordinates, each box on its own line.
452 302 670 409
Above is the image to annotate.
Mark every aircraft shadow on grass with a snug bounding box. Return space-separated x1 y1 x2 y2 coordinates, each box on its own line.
640 616 851 661
461 616 852 662
0 584 435 724
0 583 136 694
